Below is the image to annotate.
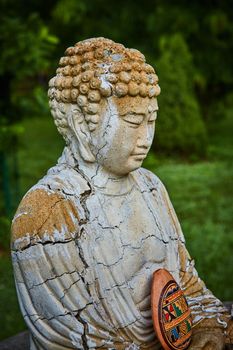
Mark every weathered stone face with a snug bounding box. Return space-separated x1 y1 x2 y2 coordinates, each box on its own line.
48 37 160 142
88 96 158 176
11 37 231 350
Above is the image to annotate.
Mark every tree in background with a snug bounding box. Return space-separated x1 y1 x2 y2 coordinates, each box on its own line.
1 0 232 158
0 4 58 218
146 0 233 120
0 0 232 340
155 34 206 156
0 0 232 218
0 12 58 121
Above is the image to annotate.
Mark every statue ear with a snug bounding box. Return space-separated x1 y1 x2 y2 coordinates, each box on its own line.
67 106 95 163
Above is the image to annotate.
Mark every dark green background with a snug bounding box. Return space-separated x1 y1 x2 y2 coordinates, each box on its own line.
0 0 232 340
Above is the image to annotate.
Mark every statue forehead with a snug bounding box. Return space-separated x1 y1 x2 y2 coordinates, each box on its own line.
111 96 158 115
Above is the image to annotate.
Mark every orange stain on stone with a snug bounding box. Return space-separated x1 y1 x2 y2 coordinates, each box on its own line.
178 242 206 298
111 95 158 116
11 189 79 246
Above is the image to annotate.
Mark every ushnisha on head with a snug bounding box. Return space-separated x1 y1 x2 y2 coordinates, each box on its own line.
48 38 160 175
48 37 160 136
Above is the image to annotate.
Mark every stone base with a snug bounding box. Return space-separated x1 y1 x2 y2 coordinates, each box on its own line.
0 302 232 349
0 331 29 350
0 331 232 350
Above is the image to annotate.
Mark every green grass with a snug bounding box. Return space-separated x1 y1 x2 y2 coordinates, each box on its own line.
18 115 64 195
0 116 64 340
0 114 232 340
0 255 26 338
144 156 233 300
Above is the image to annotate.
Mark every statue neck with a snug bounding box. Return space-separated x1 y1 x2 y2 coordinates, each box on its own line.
60 146 134 196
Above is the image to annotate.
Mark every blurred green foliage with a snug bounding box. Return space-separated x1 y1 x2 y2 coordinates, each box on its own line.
0 113 232 340
0 0 232 154
0 0 232 341
155 33 207 155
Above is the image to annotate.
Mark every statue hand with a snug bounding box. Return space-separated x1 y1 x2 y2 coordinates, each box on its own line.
189 318 227 350
225 319 233 345
189 331 224 350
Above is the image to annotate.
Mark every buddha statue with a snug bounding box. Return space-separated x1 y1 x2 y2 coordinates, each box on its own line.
11 38 232 349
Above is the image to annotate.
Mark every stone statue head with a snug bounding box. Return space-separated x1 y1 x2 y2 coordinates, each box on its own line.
48 37 160 176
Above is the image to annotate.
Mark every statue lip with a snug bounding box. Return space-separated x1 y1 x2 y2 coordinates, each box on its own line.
131 151 148 156
131 152 148 160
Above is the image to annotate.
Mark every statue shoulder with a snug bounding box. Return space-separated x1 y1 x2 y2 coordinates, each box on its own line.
136 167 165 191
11 167 91 251
138 167 185 242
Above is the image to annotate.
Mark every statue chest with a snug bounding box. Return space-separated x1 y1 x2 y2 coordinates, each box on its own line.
82 186 178 307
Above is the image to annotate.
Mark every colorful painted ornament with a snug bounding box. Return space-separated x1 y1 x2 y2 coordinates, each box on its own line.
151 269 192 350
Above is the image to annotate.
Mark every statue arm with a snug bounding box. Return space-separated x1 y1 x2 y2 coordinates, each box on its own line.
159 181 231 348
11 186 90 349
11 172 127 349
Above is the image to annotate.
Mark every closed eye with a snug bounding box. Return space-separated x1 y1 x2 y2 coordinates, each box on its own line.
123 114 144 127
148 111 157 123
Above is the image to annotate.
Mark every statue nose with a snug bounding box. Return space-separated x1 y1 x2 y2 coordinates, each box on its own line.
137 125 153 148
137 139 151 149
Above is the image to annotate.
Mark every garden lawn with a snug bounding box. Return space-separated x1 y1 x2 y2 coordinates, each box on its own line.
0 115 232 340
145 157 233 301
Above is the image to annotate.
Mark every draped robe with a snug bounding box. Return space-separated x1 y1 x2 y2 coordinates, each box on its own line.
11 151 228 349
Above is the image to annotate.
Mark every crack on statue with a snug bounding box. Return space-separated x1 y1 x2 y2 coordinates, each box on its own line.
79 188 92 219
102 99 113 139
74 236 93 301
96 221 122 230
47 183 52 191
75 226 86 240
119 230 169 250
76 312 89 350
80 127 89 140
90 164 100 181
32 309 80 323
139 185 158 195
28 270 78 290
75 233 89 269
102 121 112 139
116 317 142 331
60 277 81 301
73 166 93 228
96 249 125 268
143 199 165 235
104 281 128 292
13 237 74 252
23 312 39 319
61 189 76 197
93 328 119 350
83 276 92 299
36 198 64 234
47 184 76 198
94 141 108 161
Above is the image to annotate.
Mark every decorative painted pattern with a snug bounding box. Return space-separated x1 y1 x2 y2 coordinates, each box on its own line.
159 280 192 349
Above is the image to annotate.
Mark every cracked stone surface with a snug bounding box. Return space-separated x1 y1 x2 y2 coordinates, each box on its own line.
11 38 231 349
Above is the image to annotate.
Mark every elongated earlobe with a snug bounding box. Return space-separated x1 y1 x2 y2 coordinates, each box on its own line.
67 107 96 162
